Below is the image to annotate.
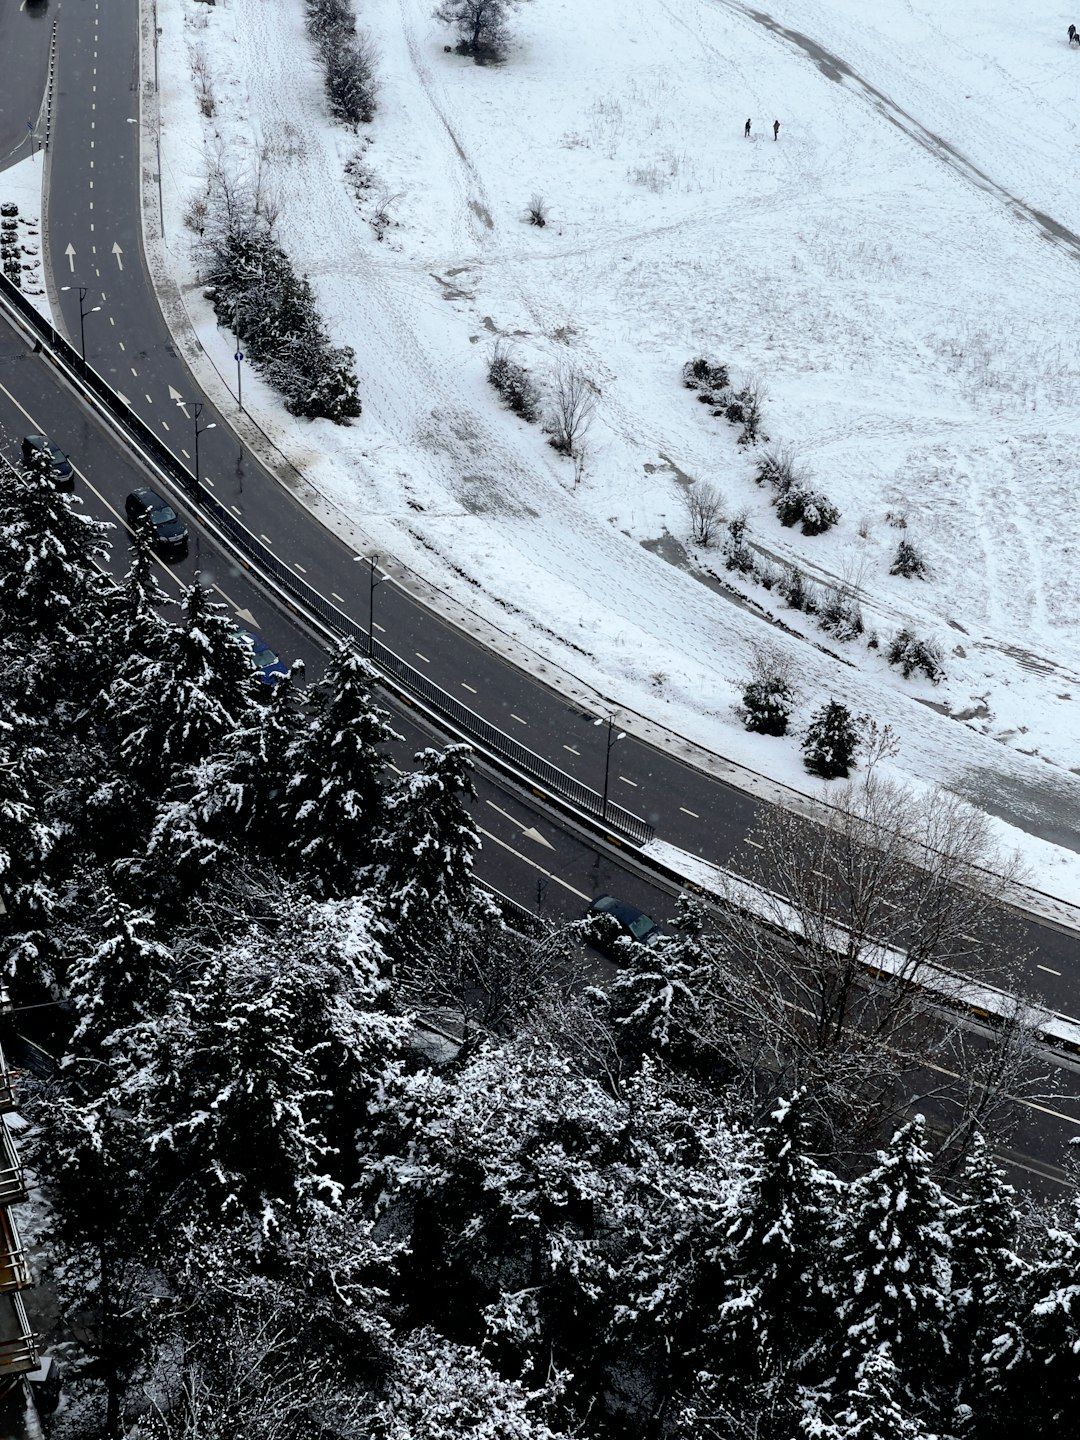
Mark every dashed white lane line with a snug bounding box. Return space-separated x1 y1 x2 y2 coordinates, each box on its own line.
161 421 169 432
461 681 477 694
1038 964 1062 977
293 562 307 574
477 826 590 902
415 652 430 664
510 713 527 726
260 534 273 545
619 775 638 787
679 806 699 818
564 744 580 756
230 505 242 517
745 838 765 850
144 393 152 404
372 621 386 633
331 591 345 603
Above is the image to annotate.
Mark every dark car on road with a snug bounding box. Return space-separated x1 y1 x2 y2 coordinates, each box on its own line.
585 894 662 957
124 486 189 556
237 629 290 688
22 434 74 491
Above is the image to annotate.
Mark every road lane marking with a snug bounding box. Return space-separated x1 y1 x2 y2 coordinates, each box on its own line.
144 394 152 404
230 506 242 517
261 534 274 545
161 421 169 432
564 744 580 756
415 652 430 664
293 562 307 574
331 591 344 603
745 838 765 849
461 681 477 694
620 775 638 787
1038 964 1062 977
373 621 385 633
679 806 698 818
477 826 589 902
511 713 527 726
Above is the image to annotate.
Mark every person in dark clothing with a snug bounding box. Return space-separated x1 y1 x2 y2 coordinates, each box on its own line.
773 119 780 140
744 117 751 138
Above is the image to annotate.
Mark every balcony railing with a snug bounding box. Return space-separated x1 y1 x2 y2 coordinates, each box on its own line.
0 1294 38 1378
0 1044 16 1114
0 1214 31 1296
0 1127 26 1207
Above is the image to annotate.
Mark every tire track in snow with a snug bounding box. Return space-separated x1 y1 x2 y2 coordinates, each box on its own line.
398 0 496 248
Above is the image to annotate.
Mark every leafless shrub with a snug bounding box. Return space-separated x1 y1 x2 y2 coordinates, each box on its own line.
370 188 403 241
547 363 598 459
683 480 725 547
526 194 548 227
190 43 216 118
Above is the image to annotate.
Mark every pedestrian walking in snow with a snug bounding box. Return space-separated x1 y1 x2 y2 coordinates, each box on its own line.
744 117 751 138
773 118 780 140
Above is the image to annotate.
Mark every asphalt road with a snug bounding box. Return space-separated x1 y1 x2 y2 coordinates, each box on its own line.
0 0 1078 1180
0 0 52 169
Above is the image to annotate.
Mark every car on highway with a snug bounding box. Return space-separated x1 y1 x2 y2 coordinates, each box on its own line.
21 433 74 491
237 629 290 687
124 486 189 556
584 894 662 957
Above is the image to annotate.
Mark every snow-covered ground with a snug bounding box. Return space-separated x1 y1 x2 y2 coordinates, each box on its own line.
153 0 1080 903
1 154 48 313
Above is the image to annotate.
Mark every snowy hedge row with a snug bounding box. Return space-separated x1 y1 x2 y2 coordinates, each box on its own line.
305 0 379 127
203 214 361 424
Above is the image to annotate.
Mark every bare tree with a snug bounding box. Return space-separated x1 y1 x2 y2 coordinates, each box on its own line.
547 363 597 460
434 0 527 59
701 772 1045 1161
683 480 725 547
526 193 548 227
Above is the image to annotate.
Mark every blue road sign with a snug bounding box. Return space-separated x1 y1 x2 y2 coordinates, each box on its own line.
234 351 244 362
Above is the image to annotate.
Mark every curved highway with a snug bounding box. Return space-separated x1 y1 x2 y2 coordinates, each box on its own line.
1 0 1079 1107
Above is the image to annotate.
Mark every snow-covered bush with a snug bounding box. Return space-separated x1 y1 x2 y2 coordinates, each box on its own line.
802 698 862 778
774 484 840 535
682 355 730 396
488 341 541 422
741 645 795 736
200 168 361 423
435 0 526 61
305 0 379 126
887 628 945 683
891 537 928 579
818 584 864 641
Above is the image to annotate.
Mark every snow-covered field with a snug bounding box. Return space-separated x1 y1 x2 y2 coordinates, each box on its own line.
154 0 1080 902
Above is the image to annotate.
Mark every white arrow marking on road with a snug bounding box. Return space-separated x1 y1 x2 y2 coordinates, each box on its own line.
485 800 555 849
64 243 75 272
169 385 189 417
112 242 123 270
234 608 258 627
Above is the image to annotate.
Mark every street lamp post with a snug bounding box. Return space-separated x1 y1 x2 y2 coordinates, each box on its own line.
367 554 383 656
60 285 101 370
192 402 216 487
594 713 626 823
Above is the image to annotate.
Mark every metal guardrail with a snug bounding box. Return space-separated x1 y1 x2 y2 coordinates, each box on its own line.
0 272 655 845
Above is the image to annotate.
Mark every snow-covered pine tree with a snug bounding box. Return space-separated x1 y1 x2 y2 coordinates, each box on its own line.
373 742 480 951
984 1193 1080 1433
0 445 111 640
946 1134 1025 1422
802 699 862 779
102 574 257 793
139 952 341 1255
283 642 400 893
0 730 58 988
609 893 708 1063
67 893 173 1057
834 1117 951 1410
714 1090 841 1393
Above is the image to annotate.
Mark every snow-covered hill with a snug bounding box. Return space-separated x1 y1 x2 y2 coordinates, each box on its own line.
156 0 1080 900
